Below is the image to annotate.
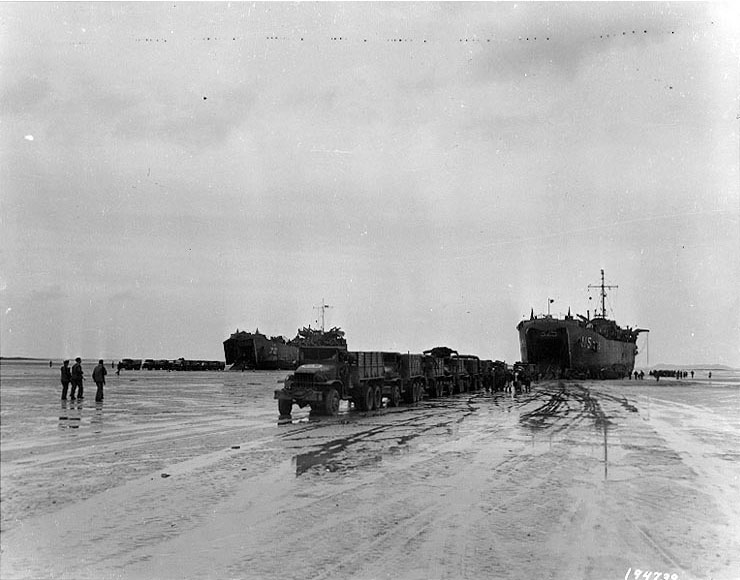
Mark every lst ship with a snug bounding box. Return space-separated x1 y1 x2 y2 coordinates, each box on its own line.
223 323 347 371
516 270 648 379
223 329 298 371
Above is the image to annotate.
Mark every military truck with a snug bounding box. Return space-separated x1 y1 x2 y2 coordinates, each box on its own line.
456 355 483 392
118 358 142 371
479 359 494 391
381 352 426 405
492 360 508 391
421 352 451 398
275 346 428 419
423 347 477 395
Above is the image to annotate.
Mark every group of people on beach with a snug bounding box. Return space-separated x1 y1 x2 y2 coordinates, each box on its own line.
648 369 702 381
647 369 713 381
59 359 107 402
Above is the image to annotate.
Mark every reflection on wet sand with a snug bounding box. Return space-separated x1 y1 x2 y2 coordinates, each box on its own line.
58 400 82 429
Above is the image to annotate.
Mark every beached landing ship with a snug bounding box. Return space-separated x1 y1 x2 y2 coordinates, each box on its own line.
517 270 648 379
223 325 348 371
223 329 299 371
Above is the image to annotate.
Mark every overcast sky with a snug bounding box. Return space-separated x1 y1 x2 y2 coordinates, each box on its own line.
1 2 738 367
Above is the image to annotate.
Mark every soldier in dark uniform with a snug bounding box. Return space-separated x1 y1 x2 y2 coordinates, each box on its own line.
520 369 531 392
60 360 72 400
70 357 84 400
513 371 522 394
505 368 515 392
493 365 505 392
93 359 107 402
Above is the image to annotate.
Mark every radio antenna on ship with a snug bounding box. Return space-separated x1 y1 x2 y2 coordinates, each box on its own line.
588 269 618 318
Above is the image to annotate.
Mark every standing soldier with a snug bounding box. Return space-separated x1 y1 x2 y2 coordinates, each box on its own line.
504 367 515 392
60 360 72 400
93 359 107 402
493 364 505 392
520 368 531 392
70 357 84 400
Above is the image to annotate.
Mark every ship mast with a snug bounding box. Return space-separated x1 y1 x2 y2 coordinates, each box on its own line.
588 269 618 318
314 299 332 332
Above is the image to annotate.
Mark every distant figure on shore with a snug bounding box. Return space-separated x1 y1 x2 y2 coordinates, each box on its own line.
70 357 84 400
60 360 72 400
49 360 53 368
633 370 638 380
93 359 107 402
708 372 712 379
639 370 644 380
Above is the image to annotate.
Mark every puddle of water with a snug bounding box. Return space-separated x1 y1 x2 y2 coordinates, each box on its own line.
294 449 382 476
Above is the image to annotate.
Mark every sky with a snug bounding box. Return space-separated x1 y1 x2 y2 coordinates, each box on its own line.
1 2 739 367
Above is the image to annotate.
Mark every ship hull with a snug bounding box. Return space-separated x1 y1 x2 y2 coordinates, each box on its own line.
517 318 637 379
223 332 298 370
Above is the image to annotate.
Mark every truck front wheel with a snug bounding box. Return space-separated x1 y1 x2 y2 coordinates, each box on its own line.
373 385 383 410
324 389 340 416
355 384 373 412
278 399 292 418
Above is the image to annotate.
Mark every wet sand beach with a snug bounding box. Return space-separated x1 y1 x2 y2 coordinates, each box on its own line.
1 362 739 580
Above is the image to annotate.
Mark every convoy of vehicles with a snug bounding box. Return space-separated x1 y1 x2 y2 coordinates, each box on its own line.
274 345 517 419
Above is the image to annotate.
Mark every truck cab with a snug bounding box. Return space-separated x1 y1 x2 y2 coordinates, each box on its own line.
291 346 350 390
276 346 350 418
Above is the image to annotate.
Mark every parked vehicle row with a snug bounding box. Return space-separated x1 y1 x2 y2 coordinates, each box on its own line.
118 358 225 371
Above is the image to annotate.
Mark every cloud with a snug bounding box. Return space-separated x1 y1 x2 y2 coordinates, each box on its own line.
30 285 67 301
442 3 712 86
0 68 53 116
114 82 258 149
